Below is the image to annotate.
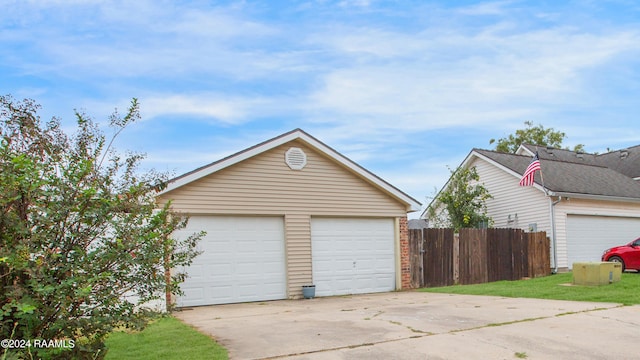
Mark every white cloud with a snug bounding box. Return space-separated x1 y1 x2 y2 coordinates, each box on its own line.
3 0 640 201
3 1 288 81
338 0 372 8
456 1 514 16
162 8 277 39
140 94 271 124
308 27 430 59
306 25 640 134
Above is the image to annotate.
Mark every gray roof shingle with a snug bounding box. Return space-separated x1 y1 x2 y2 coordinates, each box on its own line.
521 144 640 179
474 148 640 200
596 145 640 179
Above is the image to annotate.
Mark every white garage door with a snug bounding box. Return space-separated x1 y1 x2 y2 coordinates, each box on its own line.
566 215 640 268
175 216 287 307
311 218 396 297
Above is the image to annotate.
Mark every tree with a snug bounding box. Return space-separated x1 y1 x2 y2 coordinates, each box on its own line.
427 166 492 231
490 121 585 153
0 96 203 359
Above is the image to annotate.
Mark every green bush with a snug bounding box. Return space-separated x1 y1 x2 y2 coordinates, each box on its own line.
0 96 203 359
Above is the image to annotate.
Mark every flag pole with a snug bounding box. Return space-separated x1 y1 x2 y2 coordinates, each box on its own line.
535 147 548 195
539 167 548 195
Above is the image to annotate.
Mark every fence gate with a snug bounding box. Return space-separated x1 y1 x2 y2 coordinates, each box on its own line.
458 228 488 285
423 228 455 287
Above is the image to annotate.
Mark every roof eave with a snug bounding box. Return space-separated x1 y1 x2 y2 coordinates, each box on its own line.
420 149 524 218
515 144 535 156
545 191 640 203
158 129 303 195
470 150 548 193
292 131 422 212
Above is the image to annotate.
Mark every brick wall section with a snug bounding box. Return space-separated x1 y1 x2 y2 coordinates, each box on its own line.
399 216 412 289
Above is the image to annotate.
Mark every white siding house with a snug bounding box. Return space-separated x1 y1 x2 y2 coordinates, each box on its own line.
423 144 640 272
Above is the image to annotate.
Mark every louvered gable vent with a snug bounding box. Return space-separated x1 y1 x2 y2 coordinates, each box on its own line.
285 147 307 170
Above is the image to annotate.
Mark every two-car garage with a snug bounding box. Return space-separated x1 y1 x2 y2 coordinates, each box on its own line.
161 129 421 307
176 216 397 307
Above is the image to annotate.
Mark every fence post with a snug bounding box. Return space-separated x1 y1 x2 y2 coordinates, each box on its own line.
408 229 424 288
453 233 459 284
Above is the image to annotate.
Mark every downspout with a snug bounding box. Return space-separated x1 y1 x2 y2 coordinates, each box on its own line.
549 196 562 274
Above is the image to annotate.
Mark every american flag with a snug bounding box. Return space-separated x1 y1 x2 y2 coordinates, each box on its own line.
519 152 541 186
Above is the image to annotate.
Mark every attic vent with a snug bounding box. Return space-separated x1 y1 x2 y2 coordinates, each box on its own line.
285 147 307 170
620 150 629 159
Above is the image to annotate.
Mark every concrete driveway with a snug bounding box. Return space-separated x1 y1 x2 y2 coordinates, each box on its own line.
175 291 639 360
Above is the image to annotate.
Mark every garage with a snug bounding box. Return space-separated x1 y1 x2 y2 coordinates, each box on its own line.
157 129 421 304
175 216 287 307
566 214 640 268
311 218 396 297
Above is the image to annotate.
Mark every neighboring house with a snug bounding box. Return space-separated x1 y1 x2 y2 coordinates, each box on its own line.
157 129 421 306
408 219 429 229
422 144 640 272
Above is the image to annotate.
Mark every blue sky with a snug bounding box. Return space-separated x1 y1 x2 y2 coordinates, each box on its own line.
2 0 640 215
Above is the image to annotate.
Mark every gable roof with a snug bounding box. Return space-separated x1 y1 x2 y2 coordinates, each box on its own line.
421 144 640 219
159 128 421 212
591 145 640 180
474 148 640 201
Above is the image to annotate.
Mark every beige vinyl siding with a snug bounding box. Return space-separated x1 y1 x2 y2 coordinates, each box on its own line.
553 198 640 269
160 140 408 300
158 140 406 217
284 214 312 298
472 158 550 232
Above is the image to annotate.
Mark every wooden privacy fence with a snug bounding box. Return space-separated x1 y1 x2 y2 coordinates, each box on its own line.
409 228 550 288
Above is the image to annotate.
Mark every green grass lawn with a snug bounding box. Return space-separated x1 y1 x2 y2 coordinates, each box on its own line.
420 272 640 305
105 316 228 360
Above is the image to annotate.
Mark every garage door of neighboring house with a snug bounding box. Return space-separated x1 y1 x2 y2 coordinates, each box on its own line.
566 215 640 268
175 216 287 307
311 218 396 297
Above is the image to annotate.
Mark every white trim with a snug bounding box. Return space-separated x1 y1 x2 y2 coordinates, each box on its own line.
394 217 401 291
471 152 547 192
160 129 421 212
159 131 300 193
565 210 640 218
515 144 536 156
545 191 640 204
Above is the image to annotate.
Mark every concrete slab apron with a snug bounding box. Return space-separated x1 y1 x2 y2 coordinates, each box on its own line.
175 292 638 360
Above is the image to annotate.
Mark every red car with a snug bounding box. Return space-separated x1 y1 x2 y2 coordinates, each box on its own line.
602 237 640 272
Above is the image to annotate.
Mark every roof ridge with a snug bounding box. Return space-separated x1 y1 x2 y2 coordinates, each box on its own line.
596 144 640 156
474 148 611 168
522 142 640 157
